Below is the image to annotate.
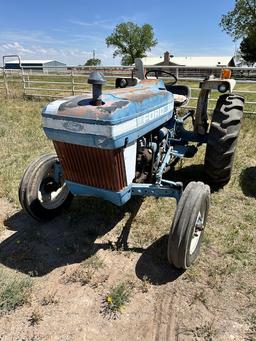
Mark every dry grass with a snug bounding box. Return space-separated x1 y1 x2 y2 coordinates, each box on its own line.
65 255 104 286
28 308 43 326
40 292 58 306
0 98 53 203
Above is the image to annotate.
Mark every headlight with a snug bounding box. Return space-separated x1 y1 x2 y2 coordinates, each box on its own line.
119 78 128 88
218 82 229 93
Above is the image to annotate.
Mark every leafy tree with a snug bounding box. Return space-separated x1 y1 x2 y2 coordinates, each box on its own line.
220 0 256 40
240 30 256 64
84 58 101 66
106 22 157 65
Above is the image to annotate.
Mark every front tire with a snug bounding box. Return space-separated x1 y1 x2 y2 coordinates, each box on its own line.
19 154 73 221
167 181 210 269
204 94 244 185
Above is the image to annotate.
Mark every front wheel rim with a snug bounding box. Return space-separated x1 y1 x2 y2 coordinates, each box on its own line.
37 164 70 210
189 211 205 255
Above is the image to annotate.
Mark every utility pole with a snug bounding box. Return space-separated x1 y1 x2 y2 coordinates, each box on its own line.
93 50 95 61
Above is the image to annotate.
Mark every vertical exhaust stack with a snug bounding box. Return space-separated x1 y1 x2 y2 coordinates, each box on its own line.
88 71 106 106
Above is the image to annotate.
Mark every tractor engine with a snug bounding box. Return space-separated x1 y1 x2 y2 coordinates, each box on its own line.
134 125 170 183
42 72 174 205
135 137 154 183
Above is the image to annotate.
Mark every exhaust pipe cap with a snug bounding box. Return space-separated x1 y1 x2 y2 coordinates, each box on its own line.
88 71 106 85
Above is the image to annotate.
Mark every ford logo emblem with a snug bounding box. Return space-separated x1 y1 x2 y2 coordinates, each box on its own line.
63 121 83 132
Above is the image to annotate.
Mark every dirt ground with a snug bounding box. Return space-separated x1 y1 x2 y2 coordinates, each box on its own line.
0 175 255 341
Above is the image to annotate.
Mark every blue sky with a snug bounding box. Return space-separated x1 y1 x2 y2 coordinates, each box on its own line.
0 0 237 65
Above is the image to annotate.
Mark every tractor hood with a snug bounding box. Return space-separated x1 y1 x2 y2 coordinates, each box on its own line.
42 79 174 149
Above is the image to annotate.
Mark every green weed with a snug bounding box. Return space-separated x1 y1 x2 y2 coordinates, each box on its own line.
102 281 134 318
0 269 32 313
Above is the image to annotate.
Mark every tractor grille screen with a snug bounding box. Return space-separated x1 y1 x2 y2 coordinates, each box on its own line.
54 141 127 191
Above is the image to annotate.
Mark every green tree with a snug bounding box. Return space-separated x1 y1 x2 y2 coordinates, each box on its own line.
220 0 256 40
84 58 101 66
106 22 157 65
240 30 256 64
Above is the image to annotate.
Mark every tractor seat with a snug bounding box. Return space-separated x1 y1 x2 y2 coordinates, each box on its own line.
173 94 188 106
165 85 191 107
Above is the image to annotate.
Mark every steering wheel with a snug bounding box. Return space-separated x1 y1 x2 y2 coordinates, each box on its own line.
145 69 177 86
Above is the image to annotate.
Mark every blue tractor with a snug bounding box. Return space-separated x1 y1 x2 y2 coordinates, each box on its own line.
19 60 244 269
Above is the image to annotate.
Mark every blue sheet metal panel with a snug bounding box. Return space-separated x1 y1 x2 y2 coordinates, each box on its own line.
66 180 181 206
131 183 181 202
42 79 174 126
66 181 132 206
43 102 173 140
44 113 174 149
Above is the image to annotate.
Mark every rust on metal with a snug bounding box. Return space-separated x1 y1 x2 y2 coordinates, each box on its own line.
51 79 167 118
56 96 130 118
54 141 127 191
118 90 166 102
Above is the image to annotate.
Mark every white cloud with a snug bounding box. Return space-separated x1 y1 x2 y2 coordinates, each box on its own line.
0 27 122 65
0 40 120 66
0 41 35 54
0 30 60 45
68 19 115 30
70 33 105 44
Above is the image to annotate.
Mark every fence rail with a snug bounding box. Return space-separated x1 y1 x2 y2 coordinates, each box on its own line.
1 63 256 115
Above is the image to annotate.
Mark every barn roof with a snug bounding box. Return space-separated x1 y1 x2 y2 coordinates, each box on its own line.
5 59 64 64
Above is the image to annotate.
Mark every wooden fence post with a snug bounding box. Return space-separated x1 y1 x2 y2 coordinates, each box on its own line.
21 68 26 97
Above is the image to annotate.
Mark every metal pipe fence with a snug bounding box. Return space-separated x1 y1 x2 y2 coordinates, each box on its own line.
0 63 256 115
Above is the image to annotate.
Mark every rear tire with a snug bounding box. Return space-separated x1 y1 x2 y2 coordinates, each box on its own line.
167 181 210 269
204 94 244 185
19 154 73 221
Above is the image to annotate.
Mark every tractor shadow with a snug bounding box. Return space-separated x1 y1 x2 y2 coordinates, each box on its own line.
0 197 181 283
1 196 183 284
0 197 142 276
135 235 184 284
165 163 222 193
166 164 206 185
239 166 256 197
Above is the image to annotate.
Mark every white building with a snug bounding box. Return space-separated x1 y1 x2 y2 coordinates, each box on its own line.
142 52 236 67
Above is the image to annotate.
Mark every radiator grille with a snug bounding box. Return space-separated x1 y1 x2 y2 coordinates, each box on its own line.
54 141 127 191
